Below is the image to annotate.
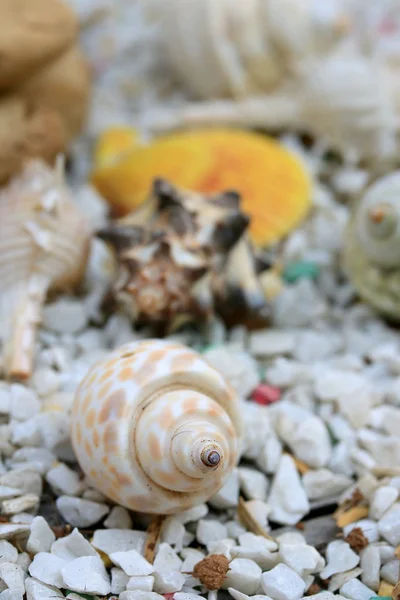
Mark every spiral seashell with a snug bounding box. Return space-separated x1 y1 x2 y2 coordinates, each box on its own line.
0 158 91 379
343 171 400 320
70 339 242 514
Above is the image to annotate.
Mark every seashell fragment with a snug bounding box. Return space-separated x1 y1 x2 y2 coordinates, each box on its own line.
98 178 269 329
0 158 92 379
91 128 312 248
70 339 242 514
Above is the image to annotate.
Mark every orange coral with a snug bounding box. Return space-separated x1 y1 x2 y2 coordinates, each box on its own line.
91 128 312 247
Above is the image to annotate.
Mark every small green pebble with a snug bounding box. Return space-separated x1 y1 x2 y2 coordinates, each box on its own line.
370 597 391 600
199 344 220 354
282 261 320 283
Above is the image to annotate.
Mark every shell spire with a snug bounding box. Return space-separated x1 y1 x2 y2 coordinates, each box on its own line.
0 158 92 379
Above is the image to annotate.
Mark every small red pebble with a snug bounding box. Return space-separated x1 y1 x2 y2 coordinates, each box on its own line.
163 594 175 600
251 384 281 405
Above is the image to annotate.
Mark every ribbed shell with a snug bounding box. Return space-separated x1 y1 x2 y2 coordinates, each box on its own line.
70 339 242 514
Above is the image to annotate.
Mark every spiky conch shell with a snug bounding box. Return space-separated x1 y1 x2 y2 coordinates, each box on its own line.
98 178 269 330
70 339 242 514
0 158 92 379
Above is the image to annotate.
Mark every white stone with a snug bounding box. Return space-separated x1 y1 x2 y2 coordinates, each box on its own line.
56 496 109 528
51 527 98 561
0 590 23 600
239 468 269 501
46 464 84 497
302 470 353 500
314 370 367 402
203 348 260 397
0 563 24 591
239 533 278 552
127 576 155 592
11 513 34 525
256 436 283 474
0 387 11 415
9 386 40 421
175 594 204 600
180 550 205 573
320 541 360 579
206 538 235 559
91 529 146 556
120 592 164 600
343 520 379 543
104 506 132 530
244 500 271 531
175 504 208 525
61 555 111 596
42 299 88 334
0 488 22 502
153 569 185 594
249 329 296 357
380 559 400 585
0 524 30 540
267 455 310 525
2 494 39 515
279 543 325 577
25 577 64 599
196 520 228 545
16 553 31 573
29 553 66 587
358 430 400 467
328 568 363 592
230 544 279 571
209 470 239 509
111 567 129 594
340 578 375 600
160 517 185 550
369 486 399 520
226 521 247 539
9 447 56 475
0 470 41 498
378 503 400 545
376 544 396 564
261 563 306 600
0 541 17 564
360 546 380 591
30 368 60 398
110 550 154 576
223 558 262 595
153 543 182 572
276 532 306 546
27 517 55 554
280 416 332 469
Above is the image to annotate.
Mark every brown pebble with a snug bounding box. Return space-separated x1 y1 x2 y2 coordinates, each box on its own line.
307 583 322 596
344 527 369 552
192 554 230 590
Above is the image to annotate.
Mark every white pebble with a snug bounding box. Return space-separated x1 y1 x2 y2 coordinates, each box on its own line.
0 541 17 564
343 520 379 543
61 555 111 596
243 500 270 531
223 558 262 595
320 541 359 579
239 468 269 501
209 469 239 509
276 533 306 546
153 569 185 594
261 563 306 600
256 435 283 474
9 386 40 421
378 503 400 545
25 577 64 599
175 504 208 525
51 527 98 561
91 529 146 556
110 550 154 576
0 488 22 502
153 543 182 572
328 568 363 592
111 567 130 594
207 538 235 559
180 550 205 573
42 298 88 334
9 447 56 475
249 330 296 357
46 464 84 497
380 559 400 585
10 513 34 524
120 592 164 600
27 517 55 555
56 496 109 528
29 553 66 587
175 594 204 600
268 455 310 525
369 486 399 520
104 506 132 529
196 520 228 545
2 494 39 515
302 470 352 500
30 368 60 398
127 576 155 592
0 471 42 498
203 348 260 397
279 543 325 577
360 546 380 591
340 578 375 600
0 563 25 591
0 590 23 600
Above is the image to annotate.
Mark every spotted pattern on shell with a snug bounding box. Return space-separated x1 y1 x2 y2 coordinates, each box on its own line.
70 339 242 514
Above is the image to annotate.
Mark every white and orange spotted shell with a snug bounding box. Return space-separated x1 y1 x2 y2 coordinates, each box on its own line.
70 339 242 514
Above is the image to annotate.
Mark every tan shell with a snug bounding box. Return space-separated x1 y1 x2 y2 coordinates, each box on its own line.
0 159 92 379
70 339 242 514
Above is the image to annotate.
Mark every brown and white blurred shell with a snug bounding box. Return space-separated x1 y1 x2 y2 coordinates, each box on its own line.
99 178 269 329
343 171 400 320
0 158 92 379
